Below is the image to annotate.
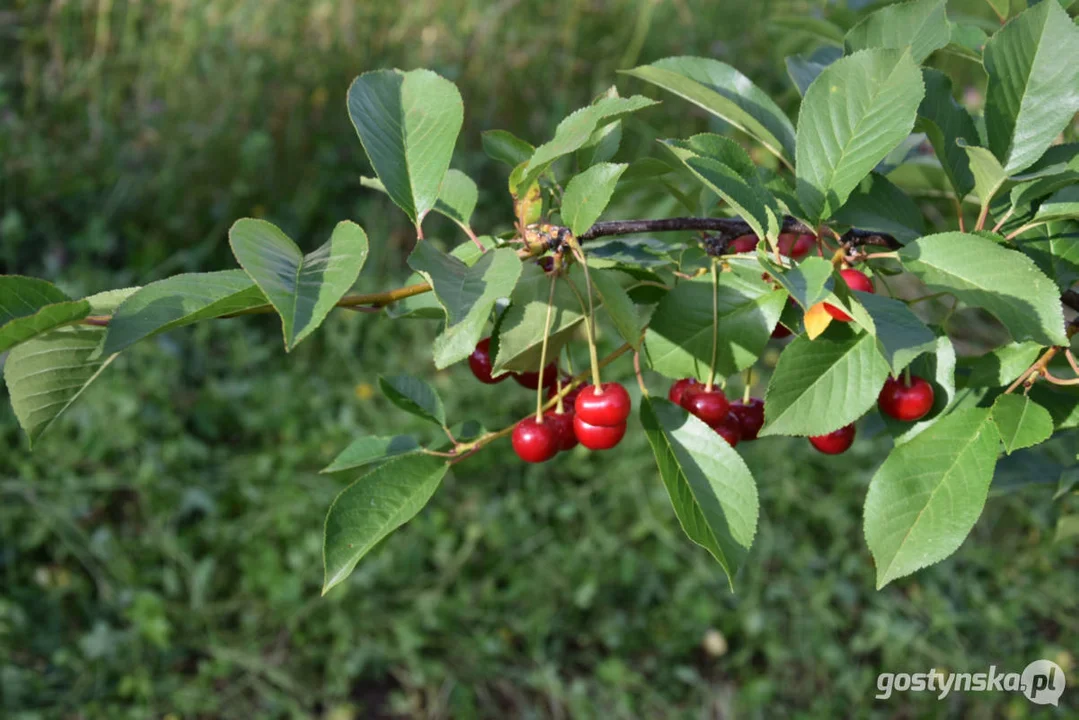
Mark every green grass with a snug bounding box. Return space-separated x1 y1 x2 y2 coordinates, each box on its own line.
2 0 1077 717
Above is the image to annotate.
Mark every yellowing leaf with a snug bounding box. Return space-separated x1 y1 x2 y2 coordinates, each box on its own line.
804 302 833 339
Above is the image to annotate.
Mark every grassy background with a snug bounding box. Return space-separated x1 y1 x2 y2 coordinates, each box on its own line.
1 0 1077 717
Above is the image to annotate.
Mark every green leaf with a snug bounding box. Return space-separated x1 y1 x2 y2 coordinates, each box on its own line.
347 69 464 227
770 15 845 46
481 129 534 168
639 397 759 590
899 232 1067 345
795 49 925 222
916 69 979 198
944 23 988 60
959 340 1044 387
0 276 90 353
1055 515 1079 544
664 135 782 242
623 56 797 165
1033 185 1079 224
854 291 937 373
407 242 522 369
844 0 951 63
433 170 478 235
229 219 369 351
102 271 266 355
320 435 422 475
761 329 891 437
561 162 628 236
991 393 1054 454
4 288 137 445
493 264 588 373
759 255 834 309
864 408 1000 588
378 375 446 426
1018 221 1079 290
322 454 449 594
983 0 1079 174
883 334 957 444
520 95 658 190
832 173 926 244
387 238 493 320
961 143 1008 217
590 269 642 349
645 270 787 382
785 46 842 97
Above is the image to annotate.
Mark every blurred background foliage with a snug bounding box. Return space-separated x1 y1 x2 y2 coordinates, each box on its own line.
1 0 1076 717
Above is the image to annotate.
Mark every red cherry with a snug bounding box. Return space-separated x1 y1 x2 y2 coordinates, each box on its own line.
514 363 558 389
824 268 874 322
729 398 765 441
680 386 730 425
469 338 507 384
537 256 555 273
730 234 759 253
544 410 578 451
548 380 583 408
575 382 632 426
771 322 792 338
511 416 560 463
573 415 627 450
709 411 743 447
778 232 814 259
878 375 935 422
668 377 699 405
808 424 856 455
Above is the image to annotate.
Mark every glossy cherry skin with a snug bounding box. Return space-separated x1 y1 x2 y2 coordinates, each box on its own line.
573 415 627 450
878 375 935 422
668 378 700 405
544 410 578 451
680 387 730 425
512 416 560 463
808 424 856 455
824 269 874 322
575 382 632 426
730 234 760 253
778 232 815 259
513 363 558 390
710 411 743 447
729 398 765 441
469 338 507 384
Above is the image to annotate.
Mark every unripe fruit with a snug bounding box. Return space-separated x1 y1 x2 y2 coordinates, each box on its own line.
512 416 560 463
878 375 935 422
729 398 764 441
573 415 627 450
469 338 507 384
680 387 730 425
575 382 632 426
809 424 856 455
824 269 874 322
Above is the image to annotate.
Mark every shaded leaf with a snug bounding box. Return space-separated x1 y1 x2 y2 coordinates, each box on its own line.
916 69 979 198
832 173 925 244
481 129 534 168
0 276 90 353
785 46 842 96
844 0 951 63
991 393 1053 454
561 163 628 236
590 269 642 349
378 375 446 426
320 435 422 475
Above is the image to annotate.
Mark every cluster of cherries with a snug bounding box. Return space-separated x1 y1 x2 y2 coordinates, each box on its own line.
474 228 938 462
667 379 763 447
470 338 633 463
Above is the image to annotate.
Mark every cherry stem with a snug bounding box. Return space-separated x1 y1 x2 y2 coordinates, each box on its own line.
555 374 565 414
535 272 559 422
1041 369 1079 386
990 207 1013 234
743 367 752 404
1066 349 1079 376
1005 346 1061 394
566 243 603 391
633 350 648 396
903 366 911 387
956 198 967 233
706 259 719 392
